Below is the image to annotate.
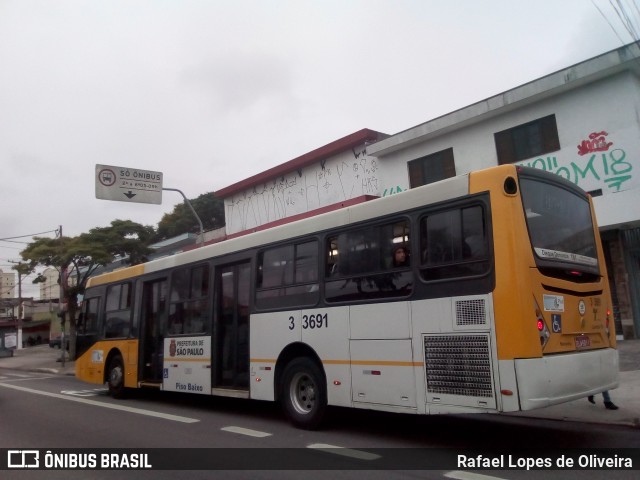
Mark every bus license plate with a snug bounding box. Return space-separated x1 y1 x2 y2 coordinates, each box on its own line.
575 336 591 349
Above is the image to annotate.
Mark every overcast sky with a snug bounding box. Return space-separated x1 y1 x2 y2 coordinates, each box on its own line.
0 0 635 297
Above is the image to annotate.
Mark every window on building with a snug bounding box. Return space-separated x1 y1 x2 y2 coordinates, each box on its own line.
256 241 319 309
408 148 456 188
104 282 132 338
494 114 560 164
168 264 210 335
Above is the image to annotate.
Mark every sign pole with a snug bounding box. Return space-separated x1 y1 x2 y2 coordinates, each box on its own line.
163 188 205 247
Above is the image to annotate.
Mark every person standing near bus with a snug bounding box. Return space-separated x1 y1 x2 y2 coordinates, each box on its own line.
588 391 618 410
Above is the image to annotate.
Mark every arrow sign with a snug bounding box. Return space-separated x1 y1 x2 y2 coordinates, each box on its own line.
95 164 163 205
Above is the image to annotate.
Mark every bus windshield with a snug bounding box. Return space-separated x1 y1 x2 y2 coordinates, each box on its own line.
519 176 599 273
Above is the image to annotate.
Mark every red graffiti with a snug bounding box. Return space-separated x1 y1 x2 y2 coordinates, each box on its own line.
577 131 613 156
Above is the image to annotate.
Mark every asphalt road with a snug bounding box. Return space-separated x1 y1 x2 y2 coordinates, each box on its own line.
1 369 639 480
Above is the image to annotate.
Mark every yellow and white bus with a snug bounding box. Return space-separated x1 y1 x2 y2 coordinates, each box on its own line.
76 164 618 429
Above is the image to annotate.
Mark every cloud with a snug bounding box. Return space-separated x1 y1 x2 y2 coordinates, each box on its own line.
182 51 295 114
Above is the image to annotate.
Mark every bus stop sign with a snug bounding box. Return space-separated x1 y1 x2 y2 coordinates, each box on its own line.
95 164 163 205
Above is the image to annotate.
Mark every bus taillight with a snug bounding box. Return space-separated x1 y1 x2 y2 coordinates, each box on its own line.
535 299 550 348
606 309 611 335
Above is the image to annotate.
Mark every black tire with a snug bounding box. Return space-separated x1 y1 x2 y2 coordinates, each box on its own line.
107 354 126 399
280 357 327 430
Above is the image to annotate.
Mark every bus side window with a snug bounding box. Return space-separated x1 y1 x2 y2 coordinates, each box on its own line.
325 220 412 302
169 265 209 335
420 205 490 281
104 283 132 338
79 297 100 335
255 241 319 309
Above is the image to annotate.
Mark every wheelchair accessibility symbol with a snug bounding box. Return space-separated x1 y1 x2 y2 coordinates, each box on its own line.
551 314 562 333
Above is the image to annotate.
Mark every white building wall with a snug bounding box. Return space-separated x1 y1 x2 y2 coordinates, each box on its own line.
39 267 60 301
376 72 640 229
0 269 15 299
224 143 381 235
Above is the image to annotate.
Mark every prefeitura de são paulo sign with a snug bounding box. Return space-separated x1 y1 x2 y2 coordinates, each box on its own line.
95 164 163 205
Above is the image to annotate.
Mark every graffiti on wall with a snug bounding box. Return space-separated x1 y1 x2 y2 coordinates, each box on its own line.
225 145 381 233
382 186 406 196
577 131 613 156
519 131 634 193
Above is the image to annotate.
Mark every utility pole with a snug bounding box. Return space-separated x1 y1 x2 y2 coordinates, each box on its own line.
17 266 22 349
58 225 66 367
9 260 31 350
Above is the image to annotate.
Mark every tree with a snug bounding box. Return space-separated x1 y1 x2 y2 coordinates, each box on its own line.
155 192 224 241
20 220 154 359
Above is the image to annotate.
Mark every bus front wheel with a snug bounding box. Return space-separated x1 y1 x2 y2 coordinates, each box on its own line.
107 354 126 399
280 358 327 430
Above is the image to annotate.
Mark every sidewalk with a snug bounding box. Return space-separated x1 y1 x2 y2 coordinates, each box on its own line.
0 343 76 376
1 341 639 427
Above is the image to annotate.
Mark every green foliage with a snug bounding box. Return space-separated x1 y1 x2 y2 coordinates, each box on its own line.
82 219 155 266
20 220 155 359
11 261 34 277
155 192 224 242
21 220 154 297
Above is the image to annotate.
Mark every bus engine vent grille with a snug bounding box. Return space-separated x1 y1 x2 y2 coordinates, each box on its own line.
424 335 493 398
455 299 486 326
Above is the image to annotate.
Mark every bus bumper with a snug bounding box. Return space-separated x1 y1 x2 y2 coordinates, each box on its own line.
514 348 619 411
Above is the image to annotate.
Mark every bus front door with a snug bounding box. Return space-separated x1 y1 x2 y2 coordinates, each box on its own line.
214 262 250 390
140 278 168 383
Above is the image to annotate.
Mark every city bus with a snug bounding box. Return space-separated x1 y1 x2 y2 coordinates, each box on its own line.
75 164 618 429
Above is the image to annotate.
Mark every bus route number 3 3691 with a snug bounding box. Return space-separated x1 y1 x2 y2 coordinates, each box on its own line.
288 313 329 330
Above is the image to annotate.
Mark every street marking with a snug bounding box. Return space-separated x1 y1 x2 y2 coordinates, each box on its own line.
0 375 55 382
307 443 381 461
221 426 272 438
445 471 507 480
0 383 199 423
61 388 109 397
4 373 35 378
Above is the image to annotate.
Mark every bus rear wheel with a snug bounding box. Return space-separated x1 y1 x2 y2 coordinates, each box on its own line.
107 354 126 399
280 358 327 430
